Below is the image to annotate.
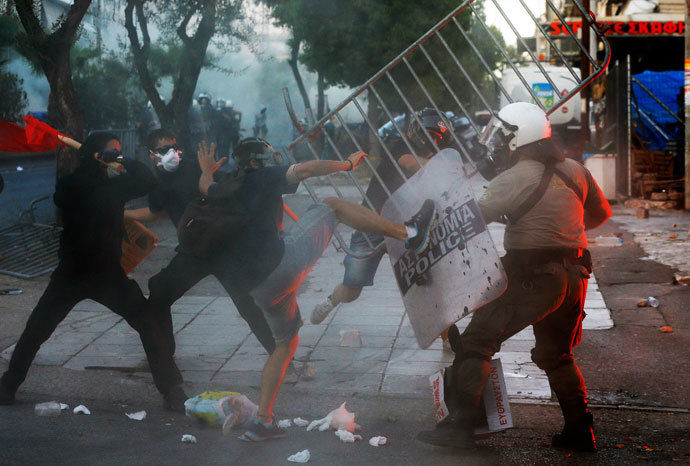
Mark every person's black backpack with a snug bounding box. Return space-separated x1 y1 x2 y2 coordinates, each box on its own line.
176 171 247 256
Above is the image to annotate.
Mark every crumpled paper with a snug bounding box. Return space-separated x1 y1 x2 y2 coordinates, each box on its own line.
60 403 69 410
369 436 387 447
278 419 292 428
287 449 310 463
335 428 362 443
73 405 91 415
125 410 147 421
293 417 309 427
181 434 197 444
307 402 360 433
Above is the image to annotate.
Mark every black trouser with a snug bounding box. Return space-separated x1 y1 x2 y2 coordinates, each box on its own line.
454 249 591 424
147 251 276 358
1 268 182 395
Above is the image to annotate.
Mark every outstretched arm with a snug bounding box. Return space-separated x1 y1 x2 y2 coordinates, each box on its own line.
293 151 367 181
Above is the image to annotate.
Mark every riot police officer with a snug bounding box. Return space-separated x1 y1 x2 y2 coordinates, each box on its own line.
417 102 612 452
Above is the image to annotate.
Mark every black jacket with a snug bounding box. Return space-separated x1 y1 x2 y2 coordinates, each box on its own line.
54 160 156 275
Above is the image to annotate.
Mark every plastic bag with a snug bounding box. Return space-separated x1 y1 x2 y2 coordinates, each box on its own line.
184 391 258 435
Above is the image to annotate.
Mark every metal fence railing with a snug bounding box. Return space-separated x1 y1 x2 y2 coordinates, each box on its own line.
283 0 611 258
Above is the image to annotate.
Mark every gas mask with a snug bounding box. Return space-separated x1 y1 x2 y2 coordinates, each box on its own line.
153 146 181 172
475 115 518 181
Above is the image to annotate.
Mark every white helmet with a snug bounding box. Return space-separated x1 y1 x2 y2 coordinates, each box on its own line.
481 102 551 151
476 102 552 180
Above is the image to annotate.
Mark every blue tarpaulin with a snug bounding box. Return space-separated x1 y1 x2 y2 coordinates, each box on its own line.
631 70 683 151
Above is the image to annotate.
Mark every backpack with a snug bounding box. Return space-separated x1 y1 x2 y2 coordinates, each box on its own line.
176 171 247 256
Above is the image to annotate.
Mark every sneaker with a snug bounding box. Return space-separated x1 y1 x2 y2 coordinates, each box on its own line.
0 382 15 405
404 199 437 254
239 419 287 441
310 296 340 324
163 384 188 414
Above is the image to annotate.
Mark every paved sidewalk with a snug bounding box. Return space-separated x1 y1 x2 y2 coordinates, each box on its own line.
0 215 613 402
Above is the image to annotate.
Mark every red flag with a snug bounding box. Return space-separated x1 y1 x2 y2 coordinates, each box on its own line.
0 116 68 153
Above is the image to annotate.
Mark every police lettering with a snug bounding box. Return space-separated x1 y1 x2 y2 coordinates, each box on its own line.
393 200 485 295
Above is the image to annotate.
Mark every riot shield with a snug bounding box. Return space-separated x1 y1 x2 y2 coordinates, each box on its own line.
382 149 506 348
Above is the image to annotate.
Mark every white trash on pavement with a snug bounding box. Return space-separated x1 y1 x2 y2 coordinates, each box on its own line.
293 417 309 427
287 449 310 463
181 434 197 444
369 436 387 447
34 401 62 417
73 405 91 415
60 403 69 410
307 402 359 433
125 410 147 421
278 419 292 428
335 429 362 443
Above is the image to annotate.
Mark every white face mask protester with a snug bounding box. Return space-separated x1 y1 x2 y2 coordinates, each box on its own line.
154 147 181 172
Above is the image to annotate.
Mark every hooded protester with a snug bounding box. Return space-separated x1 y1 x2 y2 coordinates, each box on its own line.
125 130 280 412
0 132 182 409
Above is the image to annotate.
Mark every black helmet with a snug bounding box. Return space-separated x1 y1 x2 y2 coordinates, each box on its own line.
233 137 283 171
407 108 453 149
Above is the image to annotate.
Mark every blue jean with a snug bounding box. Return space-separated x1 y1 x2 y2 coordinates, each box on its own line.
342 231 387 287
250 203 338 345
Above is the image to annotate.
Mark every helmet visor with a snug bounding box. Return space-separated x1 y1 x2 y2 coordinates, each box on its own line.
478 115 516 154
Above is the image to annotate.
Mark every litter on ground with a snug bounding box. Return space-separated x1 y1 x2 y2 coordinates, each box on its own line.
125 410 147 421
181 434 197 444
293 417 309 427
278 419 292 428
73 405 90 415
335 428 362 443
287 449 310 463
369 436 388 447
307 402 359 433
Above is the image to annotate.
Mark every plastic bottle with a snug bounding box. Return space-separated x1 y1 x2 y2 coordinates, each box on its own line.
647 296 660 308
34 401 62 417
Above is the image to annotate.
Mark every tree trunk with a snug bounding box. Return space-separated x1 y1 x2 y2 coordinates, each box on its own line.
14 0 90 179
50 49 84 179
316 72 325 120
287 37 314 126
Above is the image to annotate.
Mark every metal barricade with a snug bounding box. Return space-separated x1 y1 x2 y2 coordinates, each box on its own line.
283 0 611 258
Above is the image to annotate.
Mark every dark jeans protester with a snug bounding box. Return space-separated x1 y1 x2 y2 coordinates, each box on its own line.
1 268 182 395
147 251 276 357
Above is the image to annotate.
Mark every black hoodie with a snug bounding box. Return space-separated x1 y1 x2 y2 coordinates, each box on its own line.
54 159 156 275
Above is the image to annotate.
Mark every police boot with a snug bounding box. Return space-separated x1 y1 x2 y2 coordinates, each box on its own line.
551 399 596 452
417 398 476 449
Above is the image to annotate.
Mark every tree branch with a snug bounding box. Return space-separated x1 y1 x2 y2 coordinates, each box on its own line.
177 8 195 45
125 0 165 116
54 0 92 42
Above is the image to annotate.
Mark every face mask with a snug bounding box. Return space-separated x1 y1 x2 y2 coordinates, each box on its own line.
156 148 181 172
106 166 122 178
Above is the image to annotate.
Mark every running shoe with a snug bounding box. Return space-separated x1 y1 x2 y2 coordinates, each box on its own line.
310 296 340 324
239 419 287 441
404 199 437 254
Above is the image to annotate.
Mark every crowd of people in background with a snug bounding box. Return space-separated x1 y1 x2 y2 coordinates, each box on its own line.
136 92 266 165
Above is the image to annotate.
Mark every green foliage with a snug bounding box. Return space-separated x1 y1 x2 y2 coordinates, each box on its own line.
0 69 28 122
264 0 507 115
71 47 147 130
